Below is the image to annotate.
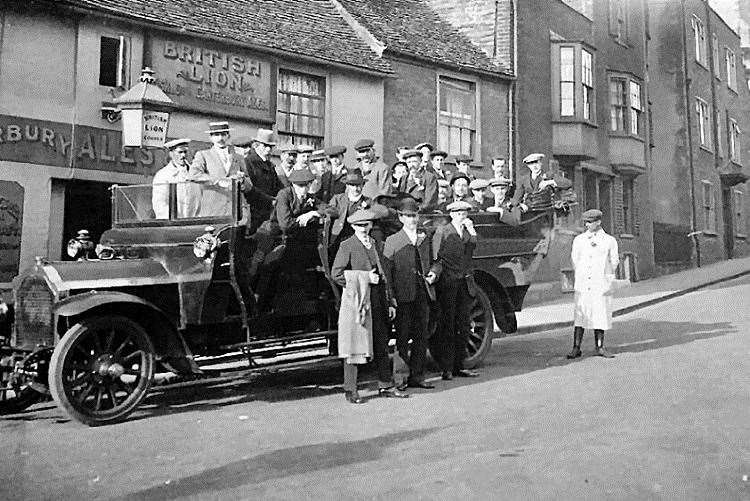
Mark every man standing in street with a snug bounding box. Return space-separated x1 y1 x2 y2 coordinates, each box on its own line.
568 209 620 359
384 198 441 390
152 138 196 219
432 200 480 380
355 139 392 200
243 129 283 233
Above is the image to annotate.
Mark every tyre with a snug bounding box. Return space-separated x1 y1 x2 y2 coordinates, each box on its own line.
0 348 50 415
49 315 154 426
463 287 495 369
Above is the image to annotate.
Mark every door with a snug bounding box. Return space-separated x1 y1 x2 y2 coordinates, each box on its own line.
721 186 734 259
61 180 113 260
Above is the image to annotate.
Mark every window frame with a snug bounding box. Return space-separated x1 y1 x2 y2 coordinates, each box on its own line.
728 116 742 164
437 73 481 158
551 42 596 125
98 34 131 89
695 97 711 150
692 15 707 67
581 48 594 121
725 47 737 91
608 73 643 138
560 46 576 117
701 179 717 234
276 68 327 149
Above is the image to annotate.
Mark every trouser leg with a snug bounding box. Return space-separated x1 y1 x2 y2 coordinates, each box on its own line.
567 326 584 359
393 305 412 387
343 362 358 392
594 329 614 358
452 279 472 373
408 296 430 383
437 280 459 373
371 287 393 388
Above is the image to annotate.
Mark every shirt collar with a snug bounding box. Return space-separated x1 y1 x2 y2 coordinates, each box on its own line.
403 227 418 244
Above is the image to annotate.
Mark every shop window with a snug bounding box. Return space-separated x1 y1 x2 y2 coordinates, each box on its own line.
701 180 716 233
725 48 737 90
584 171 612 233
729 116 741 163
712 34 721 79
734 189 746 237
691 15 706 66
622 176 635 234
277 70 326 149
438 76 477 157
609 0 628 43
695 98 711 149
99 35 129 88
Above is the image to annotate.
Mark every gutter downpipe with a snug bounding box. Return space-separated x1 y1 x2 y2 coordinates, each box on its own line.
680 0 702 267
509 0 518 181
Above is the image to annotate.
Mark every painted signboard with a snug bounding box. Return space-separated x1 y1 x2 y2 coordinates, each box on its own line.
150 36 276 123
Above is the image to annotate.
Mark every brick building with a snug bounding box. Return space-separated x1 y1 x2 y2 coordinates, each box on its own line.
649 0 750 272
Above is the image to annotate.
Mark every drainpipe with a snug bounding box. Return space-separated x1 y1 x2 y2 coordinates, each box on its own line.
680 0 702 267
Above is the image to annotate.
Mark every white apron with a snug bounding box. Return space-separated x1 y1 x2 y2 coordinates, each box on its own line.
571 229 619 330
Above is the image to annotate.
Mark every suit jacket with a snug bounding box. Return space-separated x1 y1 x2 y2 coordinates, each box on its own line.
270 186 329 235
429 166 452 182
188 146 250 217
245 150 283 228
383 229 442 304
432 221 477 282
331 235 395 305
274 163 293 188
317 170 347 203
362 160 393 200
511 171 573 205
406 168 439 211
324 193 372 239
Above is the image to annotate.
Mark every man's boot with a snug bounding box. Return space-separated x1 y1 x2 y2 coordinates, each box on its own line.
566 327 584 359
594 329 615 358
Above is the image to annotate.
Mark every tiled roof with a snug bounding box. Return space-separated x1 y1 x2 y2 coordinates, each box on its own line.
58 0 393 74
336 0 511 76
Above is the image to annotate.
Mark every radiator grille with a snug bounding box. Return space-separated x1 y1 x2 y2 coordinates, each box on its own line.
13 275 55 350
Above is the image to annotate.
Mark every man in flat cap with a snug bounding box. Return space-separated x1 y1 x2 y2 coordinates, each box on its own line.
242 129 284 233
322 145 348 200
432 200 480 380
355 139 393 200
275 144 298 188
384 197 441 390
152 138 197 219
324 169 373 247
486 177 520 225
188 121 251 217
455 154 475 180
469 178 490 209
294 144 314 171
403 149 438 211
568 209 619 359
308 149 329 199
429 150 451 182
437 172 473 211
415 142 433 170
512 153 572 212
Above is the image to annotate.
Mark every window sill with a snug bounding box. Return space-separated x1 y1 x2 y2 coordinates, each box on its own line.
702 230 718 237
552 118 598 128
619 233 636 239
736 234 747 240
731 160 743 168
695 60 708 71
608 132 645 142
699 145 713 154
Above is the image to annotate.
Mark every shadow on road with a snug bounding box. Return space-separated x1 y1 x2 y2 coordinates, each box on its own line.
0 318 736 425
121 426 445 500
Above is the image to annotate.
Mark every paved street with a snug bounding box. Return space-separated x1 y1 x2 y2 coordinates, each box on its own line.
1 275 749 500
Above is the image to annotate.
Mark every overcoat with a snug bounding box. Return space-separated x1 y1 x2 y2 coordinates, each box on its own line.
383 228 442 303
571 228 620 330
188 146 250 216
406 168 439 211
324 193 372 240
362 160 393 200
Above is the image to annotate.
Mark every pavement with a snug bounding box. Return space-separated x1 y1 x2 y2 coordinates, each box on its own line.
516 256 750 334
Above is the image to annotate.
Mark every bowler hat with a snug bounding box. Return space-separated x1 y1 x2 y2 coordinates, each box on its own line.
449 172 471 186
344 169 365 185
205 121 233 134
446 200 474 212
398 198 420 215
287 169 316 185
354 138 375 152
582 208 603 222
455 154 472 163
402 149 421 160
347 208 380 224
252 128 276 146
415 142 434 151
164 138 191 150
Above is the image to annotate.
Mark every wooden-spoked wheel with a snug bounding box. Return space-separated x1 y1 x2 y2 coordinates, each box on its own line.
49 316 154 426
0 349 50 414
463 287 495 369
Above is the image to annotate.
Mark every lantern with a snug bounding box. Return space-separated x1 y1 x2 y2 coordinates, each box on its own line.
113 67 174 148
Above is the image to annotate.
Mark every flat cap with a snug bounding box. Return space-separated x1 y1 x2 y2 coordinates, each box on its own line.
443 156 456 166
455 154 472 163
296 144 315 154
469 179 490 190
449 172 471 186
324 145 347 157
287 168 316 185
402 149 422 160
582 209 603 222
164 138 191 150
446 200 474 211
489 177 512 187
354 138 375 151
310 149 327 162
232 136 254 147
437 179 450 188
347 208 381 224
344 169 365 185
415 142 434 151
523 153 545 164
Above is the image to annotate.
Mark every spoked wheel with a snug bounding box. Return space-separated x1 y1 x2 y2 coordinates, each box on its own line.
0 349 50 414
49 316 154 426
463 287 495 369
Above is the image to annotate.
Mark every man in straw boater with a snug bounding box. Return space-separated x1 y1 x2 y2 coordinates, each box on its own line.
152 138 197 219
188 121 252 217
384 197 441 390
432 200 480 380
332 207 407 403
567 209 620 359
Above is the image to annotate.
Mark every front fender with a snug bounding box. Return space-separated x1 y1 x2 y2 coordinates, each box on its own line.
55 290 164 317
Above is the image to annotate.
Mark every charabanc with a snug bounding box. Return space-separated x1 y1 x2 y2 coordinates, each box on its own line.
0 180 554 425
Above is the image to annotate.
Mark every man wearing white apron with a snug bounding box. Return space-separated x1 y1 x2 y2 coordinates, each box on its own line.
568 209 619 359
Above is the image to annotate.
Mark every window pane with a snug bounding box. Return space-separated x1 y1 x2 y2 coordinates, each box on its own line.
582 49 593 85
560 47 574 80
561 82 575 116
278 70 325 144
99 36 120 87
629 81 641 110
439 76 477 155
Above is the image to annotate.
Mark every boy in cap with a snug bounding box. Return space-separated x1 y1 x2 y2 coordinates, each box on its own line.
275 144 297 187
188 121 252 217
512 153 572 212
568 209 619 359
294 144 314 171
432 200 480 380
404 149 438 211
383 197 442 390
152 138 197 219
486 177 520 225
355 138 393 200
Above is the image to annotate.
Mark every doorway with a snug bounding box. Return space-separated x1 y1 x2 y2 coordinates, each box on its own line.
721 186 734 259
60 180 113 260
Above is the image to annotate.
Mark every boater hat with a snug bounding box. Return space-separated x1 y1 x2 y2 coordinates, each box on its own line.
469 179 490 191
164 138 191 150
446 200 474 212
296 144 314 154
205 121 233 134
582 209 603 222
287 169 316 185
310 149 327 162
